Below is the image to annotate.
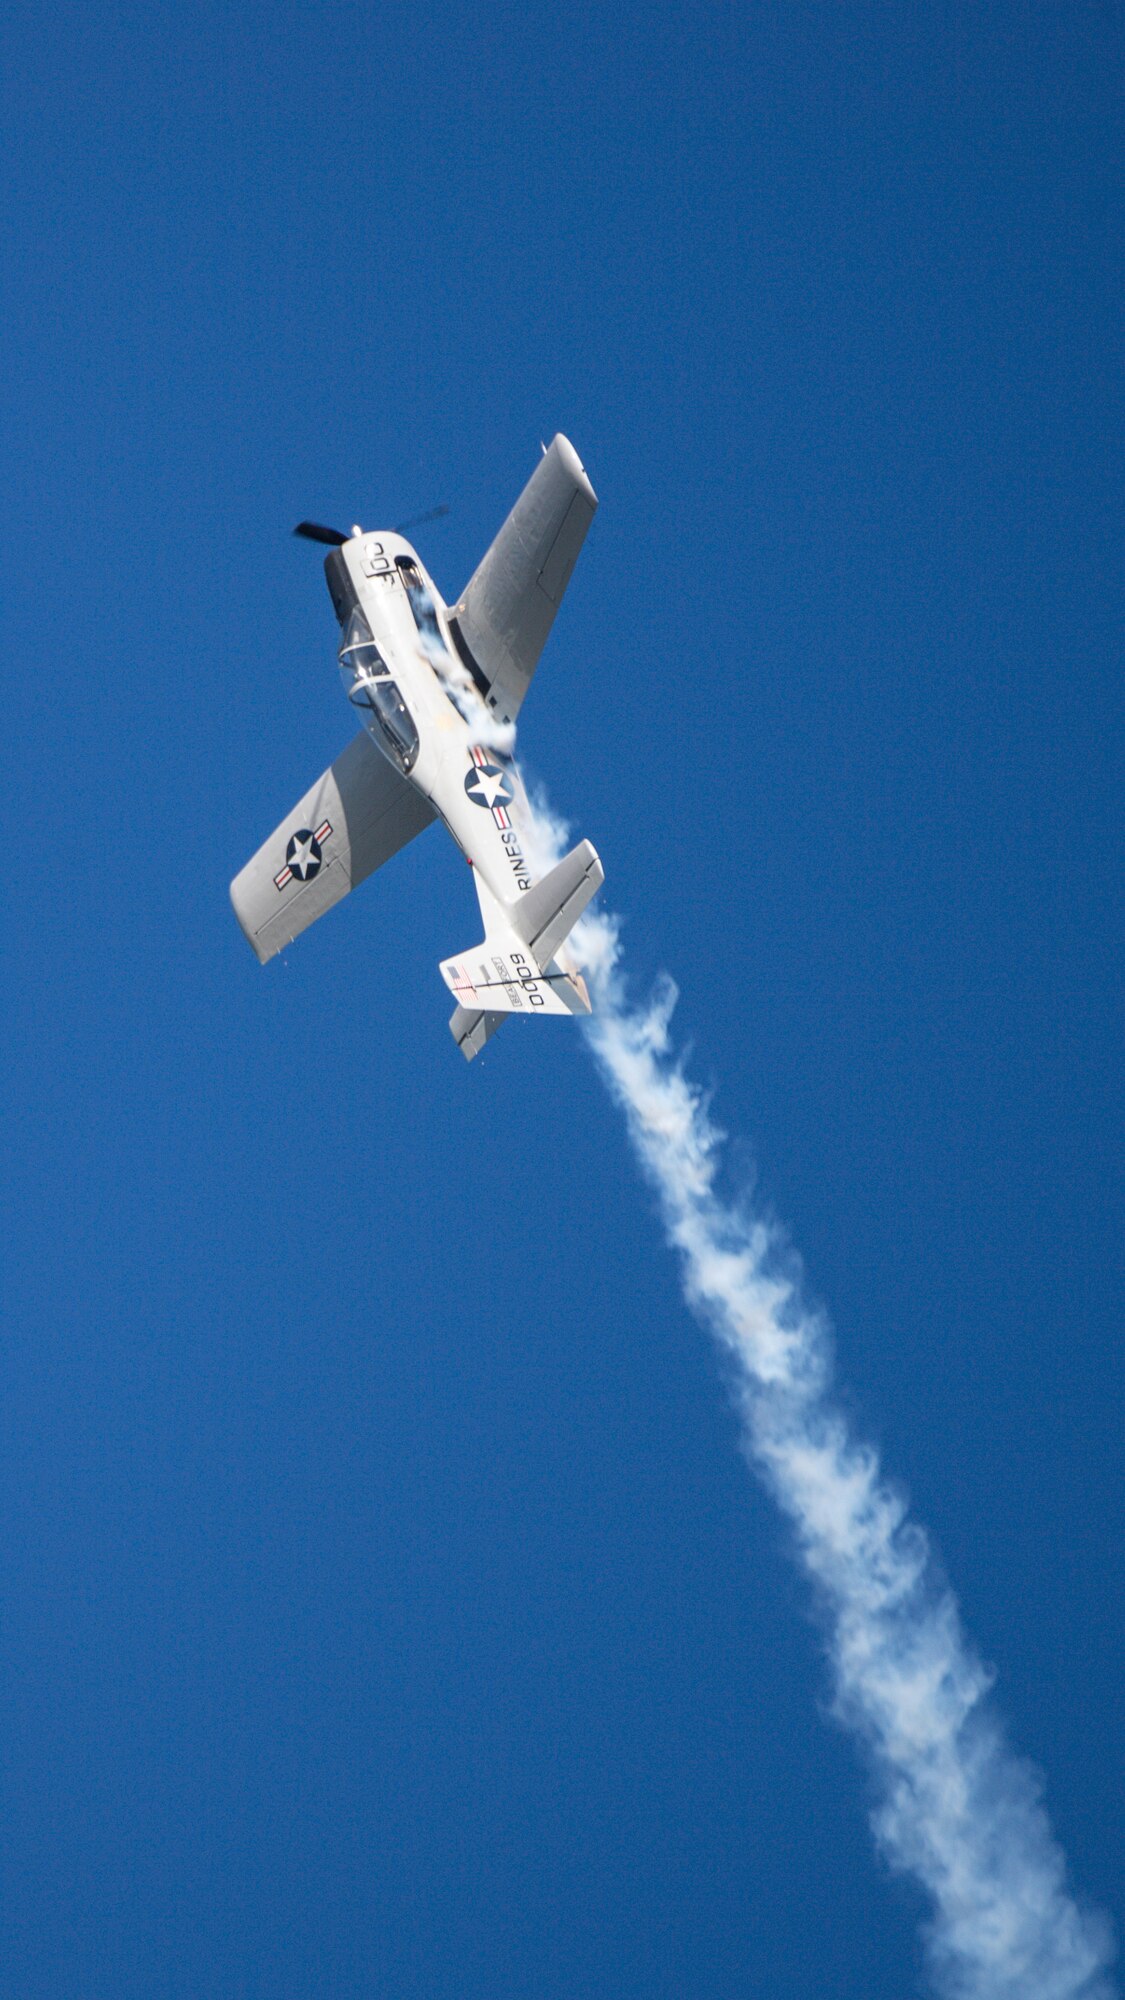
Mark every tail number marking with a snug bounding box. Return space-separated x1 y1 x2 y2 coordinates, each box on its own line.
510 951 546 1008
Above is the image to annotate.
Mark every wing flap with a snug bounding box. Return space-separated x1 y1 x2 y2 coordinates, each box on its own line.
231 731 435 963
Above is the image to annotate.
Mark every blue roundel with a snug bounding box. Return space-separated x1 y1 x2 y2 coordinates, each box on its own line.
285 829 322 881
464 762 514 811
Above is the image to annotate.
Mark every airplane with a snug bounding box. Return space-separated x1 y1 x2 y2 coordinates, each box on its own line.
230 435 604 1061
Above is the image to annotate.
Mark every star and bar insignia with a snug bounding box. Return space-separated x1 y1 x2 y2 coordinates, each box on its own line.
274 820 332 891
464 745 515 829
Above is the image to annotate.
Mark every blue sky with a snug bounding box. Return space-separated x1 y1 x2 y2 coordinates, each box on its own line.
3 3 1122 1994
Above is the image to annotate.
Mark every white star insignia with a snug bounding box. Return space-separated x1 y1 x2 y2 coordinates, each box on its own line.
471 767 512 809
289 835 316 879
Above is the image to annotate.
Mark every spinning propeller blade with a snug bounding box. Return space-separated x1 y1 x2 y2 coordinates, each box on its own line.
294 507 449 546
394 504 450 533
293 521 348 547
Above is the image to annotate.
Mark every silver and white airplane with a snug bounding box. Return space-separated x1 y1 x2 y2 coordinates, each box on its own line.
231 435 603 1060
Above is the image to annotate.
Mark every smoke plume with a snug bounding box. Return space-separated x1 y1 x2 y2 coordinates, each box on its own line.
521 793 1115 2000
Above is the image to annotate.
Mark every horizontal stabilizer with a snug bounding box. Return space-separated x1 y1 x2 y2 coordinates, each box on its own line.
511 839 604 972
449 1005 507 1062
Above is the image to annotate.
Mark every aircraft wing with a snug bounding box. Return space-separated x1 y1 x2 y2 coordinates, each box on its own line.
231 731 435 963
448 433 597 724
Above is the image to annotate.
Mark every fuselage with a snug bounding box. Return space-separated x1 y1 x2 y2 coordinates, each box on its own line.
321 531 538 914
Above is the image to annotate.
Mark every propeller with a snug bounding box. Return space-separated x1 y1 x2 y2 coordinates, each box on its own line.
293 505 449 546
394 503 450 533
293 520 347 546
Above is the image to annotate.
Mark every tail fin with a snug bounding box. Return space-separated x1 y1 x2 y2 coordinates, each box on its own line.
440 840 604 1059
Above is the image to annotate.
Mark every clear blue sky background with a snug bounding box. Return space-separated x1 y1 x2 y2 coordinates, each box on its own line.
3 3 1122 1995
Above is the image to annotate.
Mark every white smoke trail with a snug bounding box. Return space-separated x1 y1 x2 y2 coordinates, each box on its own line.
520 791 1116 2000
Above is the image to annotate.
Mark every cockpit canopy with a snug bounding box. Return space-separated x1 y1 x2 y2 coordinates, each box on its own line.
337 606 419 775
